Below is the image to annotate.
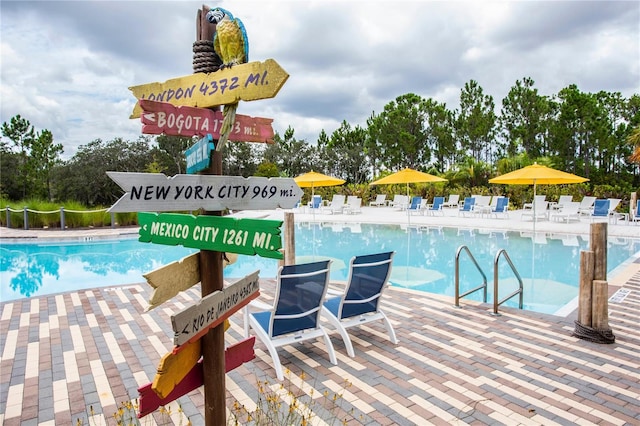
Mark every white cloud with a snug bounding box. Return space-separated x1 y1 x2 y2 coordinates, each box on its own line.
1 0 638 160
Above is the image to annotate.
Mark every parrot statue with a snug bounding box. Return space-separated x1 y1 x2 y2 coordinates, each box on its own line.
206 7 249 151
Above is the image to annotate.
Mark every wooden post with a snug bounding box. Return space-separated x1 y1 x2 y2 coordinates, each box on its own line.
592 279 609 330
590 222 607 281
578 250 594 326
284 212 296 265
196 6 225 426
631 192 637 219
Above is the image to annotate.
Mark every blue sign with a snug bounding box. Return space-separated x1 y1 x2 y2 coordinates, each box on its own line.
185 134 215 174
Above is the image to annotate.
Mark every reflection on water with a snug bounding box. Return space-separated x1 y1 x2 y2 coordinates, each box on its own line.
1 239 197 301
2 225 639 315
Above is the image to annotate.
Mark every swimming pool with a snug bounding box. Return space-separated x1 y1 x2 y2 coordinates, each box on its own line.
2 223 639 315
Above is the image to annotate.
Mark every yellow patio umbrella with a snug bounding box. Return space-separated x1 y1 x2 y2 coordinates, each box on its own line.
369 167 447 199
294 170 345 201
489 163 589 233
489 163 588 205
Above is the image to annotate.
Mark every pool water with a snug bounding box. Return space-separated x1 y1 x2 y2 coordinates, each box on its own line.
2 223 639 315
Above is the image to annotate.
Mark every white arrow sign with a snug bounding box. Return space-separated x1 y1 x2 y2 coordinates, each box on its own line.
107 172 303 212
171 271 260 346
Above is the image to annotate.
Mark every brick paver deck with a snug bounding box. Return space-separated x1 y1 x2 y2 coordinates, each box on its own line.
1 267 639 425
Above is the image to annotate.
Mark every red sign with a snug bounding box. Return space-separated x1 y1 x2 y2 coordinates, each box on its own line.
139 99 274 143
137 337 256 418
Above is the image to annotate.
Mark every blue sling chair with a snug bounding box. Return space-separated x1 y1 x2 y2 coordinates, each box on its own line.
322 252 397 357
244 260 337 380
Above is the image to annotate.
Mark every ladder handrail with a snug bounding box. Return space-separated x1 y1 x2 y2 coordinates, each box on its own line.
454 245 488 307
492 249 524 315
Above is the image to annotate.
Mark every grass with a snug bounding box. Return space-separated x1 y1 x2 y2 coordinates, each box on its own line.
0 198 137 229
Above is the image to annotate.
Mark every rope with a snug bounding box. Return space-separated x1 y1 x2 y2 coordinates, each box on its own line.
3 207 109 214
193 40 222 74
572 320 615 344
64 208 108 214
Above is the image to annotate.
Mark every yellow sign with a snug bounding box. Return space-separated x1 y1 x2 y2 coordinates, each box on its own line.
129 59 289 118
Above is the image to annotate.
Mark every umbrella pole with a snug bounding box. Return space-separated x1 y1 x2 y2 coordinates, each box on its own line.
533 181 536 237
312 183 315 221
406 183 411 226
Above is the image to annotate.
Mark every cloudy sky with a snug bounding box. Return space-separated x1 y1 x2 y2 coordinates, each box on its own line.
1 1 638 159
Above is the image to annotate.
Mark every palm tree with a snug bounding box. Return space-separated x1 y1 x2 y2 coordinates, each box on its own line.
628 126 640 163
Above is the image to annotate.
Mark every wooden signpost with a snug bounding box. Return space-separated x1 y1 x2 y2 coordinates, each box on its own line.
107 172 302 212
143 252 237 310
131 6 291 423
139 99 275 143
129 59 289 119
171 271 260 346
137 212 284 259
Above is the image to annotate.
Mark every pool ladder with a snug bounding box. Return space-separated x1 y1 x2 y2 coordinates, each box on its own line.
454 246 523 316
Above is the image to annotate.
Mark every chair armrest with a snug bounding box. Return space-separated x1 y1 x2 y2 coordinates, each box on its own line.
247 299 273 310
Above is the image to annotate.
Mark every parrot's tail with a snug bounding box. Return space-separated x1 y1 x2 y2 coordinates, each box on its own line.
216 103 238 151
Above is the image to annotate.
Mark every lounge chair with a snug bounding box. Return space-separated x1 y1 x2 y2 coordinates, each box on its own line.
442 194 460 209
607 198 621 222
423 196 444 216
490 197 509 219
322 194 346 214
307 195 322 213
244 260 337 380
389 194 408 210
369 194 387 207
344 196 362 214
521 200 548 221
550 195 573 211
589 199 610 222
322 252 397 357
458 197 476 217
407 196 423 215
523 195 546 211
577 196 597 216
631 200 640 224
550 201 580 223
471 195 492 216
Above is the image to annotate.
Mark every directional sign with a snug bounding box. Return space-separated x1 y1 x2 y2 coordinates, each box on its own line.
130 59 289 118
143 252 238 311
171 271 260 346
138 212 283 259
185 135 214 174
152 340 201 399
139 99 275 143
138 336 256 418
107 172 303 212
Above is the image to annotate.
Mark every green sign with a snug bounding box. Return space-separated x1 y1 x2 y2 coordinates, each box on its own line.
138 212 283 259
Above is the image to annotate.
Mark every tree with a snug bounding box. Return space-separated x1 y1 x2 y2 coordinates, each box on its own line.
155 135 193 175
30 129 64 200
551 85 601 178
424 99 456 172
323 121 369 183
223 141 258 177
54 137 153 206
455 80 497 163
499 77 549 158
1 115 36 198
628 126 640 163
263 127 318 177
254 161 279 177
369 93 430 171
